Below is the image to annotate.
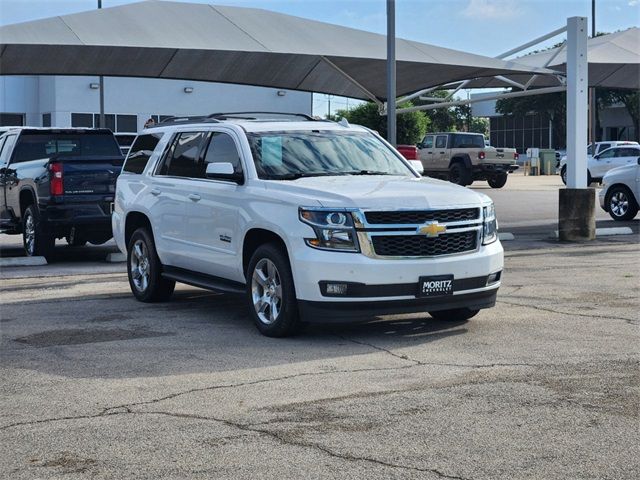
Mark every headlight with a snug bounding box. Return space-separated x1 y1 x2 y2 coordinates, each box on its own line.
482 203 498 245
299 208 360 252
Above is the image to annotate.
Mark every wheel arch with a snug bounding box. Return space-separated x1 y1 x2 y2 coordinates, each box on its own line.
124 211 153 247
18 186 37 218
448 154 472 170
242 228 289 276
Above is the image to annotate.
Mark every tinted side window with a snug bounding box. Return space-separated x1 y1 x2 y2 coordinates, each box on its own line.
0 135 17 165
161 132 207 178
123 133 162 174
598 149 615 159
423 136 434 149
435 136 447 149
598 144 611 153
202 132 242 176
618 148 639 157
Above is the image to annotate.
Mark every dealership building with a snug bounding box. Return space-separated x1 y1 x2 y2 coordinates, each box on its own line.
0 75 313 131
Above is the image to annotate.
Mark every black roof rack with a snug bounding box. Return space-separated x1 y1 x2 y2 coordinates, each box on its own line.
157 115 221 126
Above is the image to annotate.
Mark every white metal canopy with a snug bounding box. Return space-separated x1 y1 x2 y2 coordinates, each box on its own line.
0 0 554 103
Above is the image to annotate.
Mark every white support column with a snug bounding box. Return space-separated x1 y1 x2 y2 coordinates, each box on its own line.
559 16 595 241
566 16 588 188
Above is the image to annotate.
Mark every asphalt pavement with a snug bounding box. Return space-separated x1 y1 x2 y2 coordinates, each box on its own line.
0 172 639 479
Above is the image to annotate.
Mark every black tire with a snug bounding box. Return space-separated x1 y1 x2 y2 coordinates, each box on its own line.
429 308 479 322
561 166 592 186
246 242 300 337
487 173 508 189
127 227 175 302
606 185 639 221
449 162 472 186
22 205 55 258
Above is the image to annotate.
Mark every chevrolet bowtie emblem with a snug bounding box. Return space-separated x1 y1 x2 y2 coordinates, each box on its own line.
418 222 447 237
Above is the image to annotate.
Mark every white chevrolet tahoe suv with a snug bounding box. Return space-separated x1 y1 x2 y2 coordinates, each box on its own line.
113 113 503 337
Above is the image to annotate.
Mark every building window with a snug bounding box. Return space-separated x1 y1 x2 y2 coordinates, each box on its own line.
116 114 137 133
93 114 116 131
42 113 51 127
72 113 94 128
0 113 25 126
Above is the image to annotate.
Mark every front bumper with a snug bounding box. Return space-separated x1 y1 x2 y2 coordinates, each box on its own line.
598 188 607 211
289 239 504 305
299 287 498 323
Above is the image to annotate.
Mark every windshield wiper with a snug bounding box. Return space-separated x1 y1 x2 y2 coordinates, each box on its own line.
267 172 339 180
345 170 393 176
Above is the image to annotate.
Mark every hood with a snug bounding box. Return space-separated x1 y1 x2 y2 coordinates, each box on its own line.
264 175 490 210
604 163 639 181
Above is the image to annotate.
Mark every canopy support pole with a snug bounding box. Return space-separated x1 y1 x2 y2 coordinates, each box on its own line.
386 0 396 146
559 16 594 241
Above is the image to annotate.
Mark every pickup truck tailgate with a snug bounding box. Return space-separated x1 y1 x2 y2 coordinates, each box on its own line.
58 156 123 195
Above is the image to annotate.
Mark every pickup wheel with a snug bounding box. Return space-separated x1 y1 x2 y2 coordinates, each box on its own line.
429 308 479 322
22 205 55 258
606 185 638 221
488 173 508 189
127 228 175 302
449 162 472 186
247 243 300 337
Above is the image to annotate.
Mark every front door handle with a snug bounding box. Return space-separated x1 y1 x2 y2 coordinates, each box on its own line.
439 151 445 154
150 188 161 196
188 193 201 202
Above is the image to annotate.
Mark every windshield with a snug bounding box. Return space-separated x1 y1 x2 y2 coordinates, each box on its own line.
247 130 414 180
13 133 121 163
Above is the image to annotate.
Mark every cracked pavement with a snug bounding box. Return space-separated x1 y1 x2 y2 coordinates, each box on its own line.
1 239 639 479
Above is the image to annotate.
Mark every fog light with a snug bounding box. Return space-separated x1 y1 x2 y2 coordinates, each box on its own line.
487 272 501 285
326 283 348 295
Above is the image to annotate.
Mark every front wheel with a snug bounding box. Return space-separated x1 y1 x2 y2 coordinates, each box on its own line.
488 173 508 189
560 166 592 186
22 205 55 258
606 186 638 221
247 243 300 337
127 228 175 302
429 308 479 322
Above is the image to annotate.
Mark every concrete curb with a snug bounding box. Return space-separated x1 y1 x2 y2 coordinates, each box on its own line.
106 252 127 263
498 232 515 241
552 227 633 238
0 256 47 267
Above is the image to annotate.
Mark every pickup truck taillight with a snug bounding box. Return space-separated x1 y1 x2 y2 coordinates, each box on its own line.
514 152 519 161
396 145 419 160
478 151 486 160
50 162 64 196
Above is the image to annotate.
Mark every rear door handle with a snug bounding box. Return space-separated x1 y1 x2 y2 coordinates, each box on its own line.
150 188 161 196
439 151 445 154
188 193 201 202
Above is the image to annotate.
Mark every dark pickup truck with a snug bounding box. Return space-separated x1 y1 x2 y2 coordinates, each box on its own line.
0 128 124 257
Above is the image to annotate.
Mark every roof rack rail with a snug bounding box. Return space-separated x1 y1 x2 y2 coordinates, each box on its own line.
207 112 319 121
157 115 221 125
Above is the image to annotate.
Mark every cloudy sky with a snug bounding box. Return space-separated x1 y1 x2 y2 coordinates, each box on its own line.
1 0 638 114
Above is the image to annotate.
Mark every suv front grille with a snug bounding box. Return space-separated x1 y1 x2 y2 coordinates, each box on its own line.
365 208 479 224
371 231 477 257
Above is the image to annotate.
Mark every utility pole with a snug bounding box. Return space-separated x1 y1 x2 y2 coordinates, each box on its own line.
98 0 105 129
386 0 396 146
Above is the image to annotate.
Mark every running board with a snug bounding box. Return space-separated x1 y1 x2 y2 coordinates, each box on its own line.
161 266 245 294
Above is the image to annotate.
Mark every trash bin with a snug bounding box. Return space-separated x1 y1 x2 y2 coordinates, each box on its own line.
539 149 556 175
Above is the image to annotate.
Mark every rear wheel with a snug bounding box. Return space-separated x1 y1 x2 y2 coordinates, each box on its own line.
606 185 638 221
247 243 300 337
449 162 472 186
22 205 55 258
488 173 508 189
429 308 479 322
127 228 175 302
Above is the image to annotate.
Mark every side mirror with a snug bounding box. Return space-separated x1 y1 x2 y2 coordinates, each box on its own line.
409 160 424 175
594 154 600 160
637 157 640 165
205 162 243 184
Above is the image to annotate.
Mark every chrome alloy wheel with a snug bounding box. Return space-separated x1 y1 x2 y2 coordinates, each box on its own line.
130 239 151 292
610 191 629 218
251 258 282 325
24 213 35 256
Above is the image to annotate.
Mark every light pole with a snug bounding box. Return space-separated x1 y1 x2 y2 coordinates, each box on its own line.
98 0 105 129
386 0 396 146
590 0 597 143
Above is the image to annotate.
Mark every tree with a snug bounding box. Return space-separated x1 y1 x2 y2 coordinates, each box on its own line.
337 102 429 145
469 117 489 136
598 89 640 142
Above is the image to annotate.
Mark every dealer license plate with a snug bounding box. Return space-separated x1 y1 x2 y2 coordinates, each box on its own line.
418 275 454 297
